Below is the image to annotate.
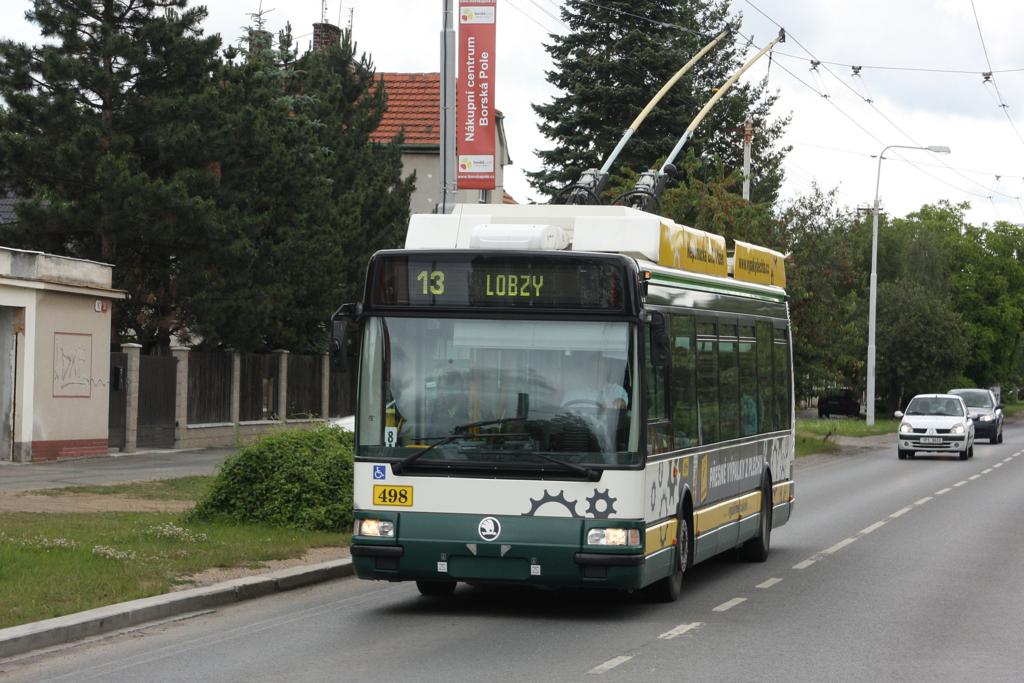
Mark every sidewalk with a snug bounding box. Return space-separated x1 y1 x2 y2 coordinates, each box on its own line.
0 447 237 493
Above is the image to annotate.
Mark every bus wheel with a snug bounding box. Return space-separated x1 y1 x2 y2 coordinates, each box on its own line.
416 580 457 597
648 513 690 603
740 478 772 562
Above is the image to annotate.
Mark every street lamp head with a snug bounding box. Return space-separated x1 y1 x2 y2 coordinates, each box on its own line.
927 145 951 154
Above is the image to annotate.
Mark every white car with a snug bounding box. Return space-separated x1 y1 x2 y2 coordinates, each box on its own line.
895 394 975 460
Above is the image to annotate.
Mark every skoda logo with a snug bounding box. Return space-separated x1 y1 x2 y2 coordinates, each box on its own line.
478 516 501 541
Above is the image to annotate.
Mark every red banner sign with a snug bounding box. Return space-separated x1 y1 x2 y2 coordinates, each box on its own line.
456 0 496 190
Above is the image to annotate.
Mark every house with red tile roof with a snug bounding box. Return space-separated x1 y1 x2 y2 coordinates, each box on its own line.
372 72 513 213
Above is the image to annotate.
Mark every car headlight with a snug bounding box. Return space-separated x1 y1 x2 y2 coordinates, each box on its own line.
980 414 995 422
899 423 913 433
354 518 395 537
951 424 965 435
587 528 641 546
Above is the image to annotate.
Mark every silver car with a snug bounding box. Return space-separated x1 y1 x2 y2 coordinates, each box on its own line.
895 393 975 460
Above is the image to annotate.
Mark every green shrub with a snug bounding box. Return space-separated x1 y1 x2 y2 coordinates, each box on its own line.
189 427 354 532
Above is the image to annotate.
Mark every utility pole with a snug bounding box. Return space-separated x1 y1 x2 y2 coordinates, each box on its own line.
439 0 457 213
742 118 753 201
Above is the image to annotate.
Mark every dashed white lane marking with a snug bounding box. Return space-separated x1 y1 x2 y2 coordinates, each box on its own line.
588 656 633 674
1002 457 1012 463
658 622 703 640
824 537 857 554
993 463 1004 469
915 496 933 505
757 577 783 589
969 474 981 481
793 559 816 570
712 597 747 612
936 487 952 495
860 521 886 535
890 506 912 518
983 468 993 474
953 480 968 487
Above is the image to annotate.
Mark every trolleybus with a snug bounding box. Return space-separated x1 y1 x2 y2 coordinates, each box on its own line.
336 203 794 601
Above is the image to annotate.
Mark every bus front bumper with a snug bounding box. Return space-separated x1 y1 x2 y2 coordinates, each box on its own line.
351 511 654 590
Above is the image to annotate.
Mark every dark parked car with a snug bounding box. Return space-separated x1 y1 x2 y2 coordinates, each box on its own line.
818 390 861 418
948 388 1003 444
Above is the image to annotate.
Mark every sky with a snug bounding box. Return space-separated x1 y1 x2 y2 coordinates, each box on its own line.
3 0 1024 226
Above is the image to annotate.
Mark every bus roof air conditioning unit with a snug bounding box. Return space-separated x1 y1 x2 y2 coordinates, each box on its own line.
468 224 572 251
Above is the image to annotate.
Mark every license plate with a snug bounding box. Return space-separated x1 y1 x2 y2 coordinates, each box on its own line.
373 484 413 507
921 437 942 444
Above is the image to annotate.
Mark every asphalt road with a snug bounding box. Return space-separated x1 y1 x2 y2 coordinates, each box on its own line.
3 428 1024 682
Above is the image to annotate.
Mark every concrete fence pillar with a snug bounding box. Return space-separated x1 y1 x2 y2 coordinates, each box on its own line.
230 351 241 424
121 343 141 454
321 353 330 420
170 345 189 446
274 349 289 422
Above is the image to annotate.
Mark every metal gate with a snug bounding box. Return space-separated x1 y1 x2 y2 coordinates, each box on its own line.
138 355 177 448
108 352 127 450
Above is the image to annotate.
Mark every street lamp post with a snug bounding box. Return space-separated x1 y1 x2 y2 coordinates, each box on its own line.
866 143 951 425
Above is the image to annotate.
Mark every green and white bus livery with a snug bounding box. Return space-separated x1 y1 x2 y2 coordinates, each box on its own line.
337 204 794 601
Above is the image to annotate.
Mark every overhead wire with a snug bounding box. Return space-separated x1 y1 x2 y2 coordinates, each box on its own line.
968 0 1024 150
742 0 1021 210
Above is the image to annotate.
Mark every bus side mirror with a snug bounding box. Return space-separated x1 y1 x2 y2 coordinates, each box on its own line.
330 303 362 372
650 311 671 367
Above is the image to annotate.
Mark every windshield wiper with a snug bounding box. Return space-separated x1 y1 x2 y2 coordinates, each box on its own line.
392 431 600 481
392 428 526 474
453 416 527 432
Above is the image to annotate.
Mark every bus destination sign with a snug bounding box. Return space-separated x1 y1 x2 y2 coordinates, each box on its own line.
370 254 628 310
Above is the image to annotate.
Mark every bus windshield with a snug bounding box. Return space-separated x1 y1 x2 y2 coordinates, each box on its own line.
357 316 639 468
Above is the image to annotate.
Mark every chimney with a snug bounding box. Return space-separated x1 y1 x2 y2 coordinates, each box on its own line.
312 23 341 53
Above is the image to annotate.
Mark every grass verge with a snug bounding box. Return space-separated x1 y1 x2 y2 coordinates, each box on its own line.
797 417 899 437
0 474 349 630
795 432 841 457
27 476 214 501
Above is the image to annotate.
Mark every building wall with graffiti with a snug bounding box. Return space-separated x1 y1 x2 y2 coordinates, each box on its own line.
0 247 125 462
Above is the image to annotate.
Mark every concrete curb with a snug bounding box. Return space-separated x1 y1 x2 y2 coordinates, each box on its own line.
0 558 354 660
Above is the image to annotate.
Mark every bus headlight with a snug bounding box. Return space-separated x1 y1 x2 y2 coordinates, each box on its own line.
355 519 395 537
587 528 640 546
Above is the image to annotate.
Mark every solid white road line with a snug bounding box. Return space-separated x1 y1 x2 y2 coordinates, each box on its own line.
588 656 633 674
914 496 933 505
823 537 857 554
658 622 703 640
860 521 886 534
757 577 783 589
890 506 912 518
712 597 747 612
935 488 952 495
793 559 816 570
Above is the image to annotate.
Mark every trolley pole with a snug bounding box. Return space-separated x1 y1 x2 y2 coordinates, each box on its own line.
742 118 753 201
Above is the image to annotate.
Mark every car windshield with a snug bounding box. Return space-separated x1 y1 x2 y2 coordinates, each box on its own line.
905 397 964 417
357 316 639 467
950 390 992 409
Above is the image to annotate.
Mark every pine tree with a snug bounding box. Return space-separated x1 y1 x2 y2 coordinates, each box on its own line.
188 25 414 352
528 0 787 205
0 0 223 349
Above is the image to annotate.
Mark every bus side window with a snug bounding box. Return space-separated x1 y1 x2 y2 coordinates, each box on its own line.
644 319 671 454
696 321 719 444
738 324 758 436
670 315 696 448
756 321 775 433
774 325 791 429
718 321 740 441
